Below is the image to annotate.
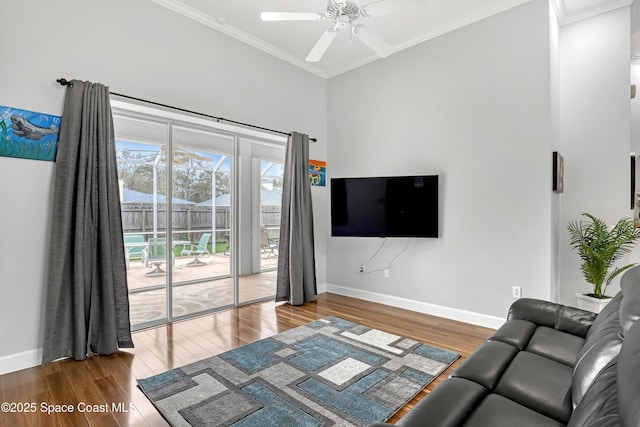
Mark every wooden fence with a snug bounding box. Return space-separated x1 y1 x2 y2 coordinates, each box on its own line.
121 204 281 242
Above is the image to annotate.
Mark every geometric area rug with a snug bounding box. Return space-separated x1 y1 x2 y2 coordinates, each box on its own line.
138 316 459 426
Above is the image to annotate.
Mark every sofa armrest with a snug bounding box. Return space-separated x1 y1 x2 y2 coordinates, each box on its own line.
508 298 596 338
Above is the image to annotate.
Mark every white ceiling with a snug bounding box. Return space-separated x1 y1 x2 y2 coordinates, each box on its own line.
150 0 633 78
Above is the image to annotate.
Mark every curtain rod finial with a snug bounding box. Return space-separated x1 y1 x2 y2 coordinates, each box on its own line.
56 78 73 87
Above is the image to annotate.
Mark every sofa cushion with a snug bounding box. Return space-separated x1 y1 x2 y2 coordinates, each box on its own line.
488 319 537 350
567 358 618 427
396 378 487 427
495 351 573 423
451 341 518 389
462 394 565 427
525 326 585 367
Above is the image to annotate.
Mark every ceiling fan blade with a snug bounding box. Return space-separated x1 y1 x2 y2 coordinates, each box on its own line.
355 25 393 57
306 29 338 62
261 12 324 21
360 0 419 17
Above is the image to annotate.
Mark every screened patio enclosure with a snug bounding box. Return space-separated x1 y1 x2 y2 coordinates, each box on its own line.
112 101 285 330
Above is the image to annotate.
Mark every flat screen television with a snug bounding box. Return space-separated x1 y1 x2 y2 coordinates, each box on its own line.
331 175 438 238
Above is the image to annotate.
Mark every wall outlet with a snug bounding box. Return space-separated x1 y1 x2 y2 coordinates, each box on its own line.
360 266 365 273
384 269 390 278
512 286 522 299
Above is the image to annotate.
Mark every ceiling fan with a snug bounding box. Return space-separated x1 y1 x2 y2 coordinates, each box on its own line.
261 0 400 62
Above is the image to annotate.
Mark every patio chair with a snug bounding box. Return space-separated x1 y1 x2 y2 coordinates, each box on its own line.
222 232 230 256
142 238 171 275
123 234 145 269
260 226 279 258
181 233 211 266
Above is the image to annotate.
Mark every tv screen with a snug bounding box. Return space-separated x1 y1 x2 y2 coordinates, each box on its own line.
331 175 438 238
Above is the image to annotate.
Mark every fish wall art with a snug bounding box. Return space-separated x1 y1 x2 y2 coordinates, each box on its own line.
0 105 61 162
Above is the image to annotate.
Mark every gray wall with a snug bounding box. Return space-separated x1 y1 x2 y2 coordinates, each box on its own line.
325 0 633 322
326 0 553 321
0 0 327 372
557 7 632 303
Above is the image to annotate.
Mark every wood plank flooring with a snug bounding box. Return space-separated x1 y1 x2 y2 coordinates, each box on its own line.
0 293 496 426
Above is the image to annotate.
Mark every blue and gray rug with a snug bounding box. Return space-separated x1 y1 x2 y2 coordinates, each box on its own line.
138 316 459 426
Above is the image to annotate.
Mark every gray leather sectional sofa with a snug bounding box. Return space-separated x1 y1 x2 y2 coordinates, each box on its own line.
374 265 640 427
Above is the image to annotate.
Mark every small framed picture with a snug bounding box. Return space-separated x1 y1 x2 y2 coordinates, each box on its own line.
309 159 326 187
553 151 564 193
631 154 636 210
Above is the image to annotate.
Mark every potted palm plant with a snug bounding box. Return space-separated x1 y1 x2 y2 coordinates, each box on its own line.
567 213 640 312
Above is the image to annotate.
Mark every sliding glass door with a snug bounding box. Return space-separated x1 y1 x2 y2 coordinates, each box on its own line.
115 115 169 326
259 160 284 272
170 126 233 318
237 138 285 304
113 105 284 330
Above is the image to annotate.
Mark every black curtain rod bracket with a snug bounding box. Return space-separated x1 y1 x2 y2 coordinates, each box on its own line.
56 78 317 142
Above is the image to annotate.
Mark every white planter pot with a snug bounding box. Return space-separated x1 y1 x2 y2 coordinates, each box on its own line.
575 293 612 313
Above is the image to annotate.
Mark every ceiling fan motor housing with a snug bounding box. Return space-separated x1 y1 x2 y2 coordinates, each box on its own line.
326 1 362 22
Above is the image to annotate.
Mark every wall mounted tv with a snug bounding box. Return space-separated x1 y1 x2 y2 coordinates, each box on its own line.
331 175 439 238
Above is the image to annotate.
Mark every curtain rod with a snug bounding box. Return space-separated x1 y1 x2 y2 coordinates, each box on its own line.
56 78 317 142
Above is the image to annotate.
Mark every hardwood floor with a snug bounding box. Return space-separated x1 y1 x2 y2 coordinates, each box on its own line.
0 293 496 426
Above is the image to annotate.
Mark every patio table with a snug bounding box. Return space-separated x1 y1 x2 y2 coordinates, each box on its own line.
124 239 192 275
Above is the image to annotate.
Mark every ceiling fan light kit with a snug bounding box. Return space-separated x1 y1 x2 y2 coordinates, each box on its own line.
261 0 396 62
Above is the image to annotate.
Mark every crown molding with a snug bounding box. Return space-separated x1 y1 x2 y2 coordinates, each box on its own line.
148 0 328 79
150 0 634 80
551 0 633 25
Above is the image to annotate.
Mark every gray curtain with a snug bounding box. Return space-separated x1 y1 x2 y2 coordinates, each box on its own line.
42 80 133 364
276 132 317 305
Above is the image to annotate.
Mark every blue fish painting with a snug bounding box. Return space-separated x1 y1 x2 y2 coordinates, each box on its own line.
0 105 61 162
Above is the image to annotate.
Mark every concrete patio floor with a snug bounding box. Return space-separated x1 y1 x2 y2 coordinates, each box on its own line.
127 253 278 326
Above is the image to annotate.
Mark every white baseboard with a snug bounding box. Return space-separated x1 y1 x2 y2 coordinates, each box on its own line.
0 348 42 376
324 283 505 329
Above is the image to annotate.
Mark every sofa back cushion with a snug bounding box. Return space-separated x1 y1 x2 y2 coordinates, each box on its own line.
573 265 640 409
572 293 622 408
567 358 618 427
617 320 640 427
619 266 640 338
507 299 595 338
585 292 623 342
